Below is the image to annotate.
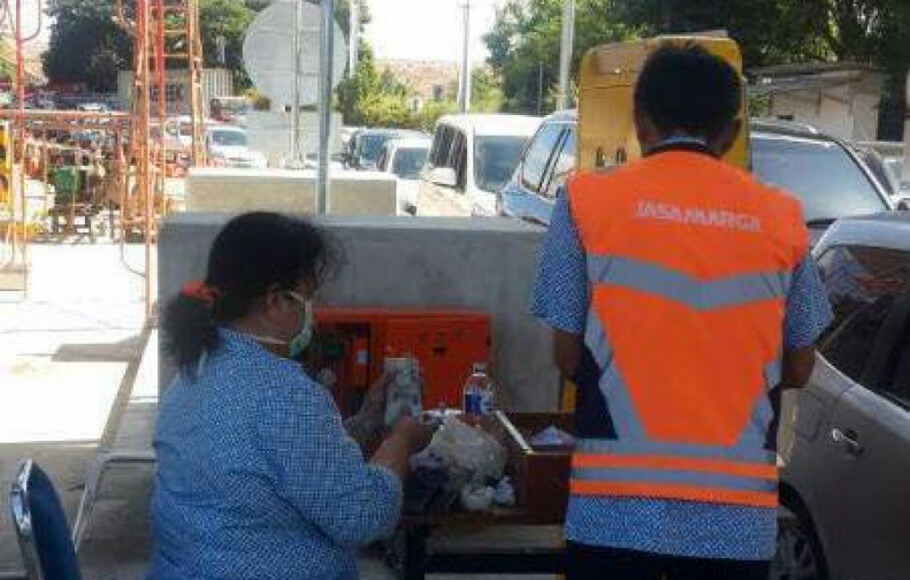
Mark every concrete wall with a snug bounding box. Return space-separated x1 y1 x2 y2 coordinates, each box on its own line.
246 111 343 165
186 168 399 216
158 214 559 411
768 71 884 141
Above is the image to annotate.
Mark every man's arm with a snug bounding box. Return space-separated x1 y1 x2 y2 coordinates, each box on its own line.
554 329 584 378
530 190 589 379
781 345 816 391
781 255 834 390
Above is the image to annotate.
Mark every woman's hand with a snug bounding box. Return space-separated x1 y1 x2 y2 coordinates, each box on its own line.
360 371 395 421
390 415 436 454
371 416 436 480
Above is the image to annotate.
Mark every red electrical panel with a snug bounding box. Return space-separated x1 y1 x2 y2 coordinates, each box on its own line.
306 308 491 416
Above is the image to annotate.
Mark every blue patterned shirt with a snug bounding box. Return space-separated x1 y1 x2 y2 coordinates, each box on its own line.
532 190 833 560
148 329 402 580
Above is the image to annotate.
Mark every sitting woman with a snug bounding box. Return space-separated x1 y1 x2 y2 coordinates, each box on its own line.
149 212 429 580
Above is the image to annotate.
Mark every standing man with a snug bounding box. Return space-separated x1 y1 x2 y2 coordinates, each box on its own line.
532 44 833 579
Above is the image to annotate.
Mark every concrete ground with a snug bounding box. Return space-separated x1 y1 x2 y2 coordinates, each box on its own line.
0 236 558 579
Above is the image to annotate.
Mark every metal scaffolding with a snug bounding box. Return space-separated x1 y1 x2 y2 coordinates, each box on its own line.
0 0 43 293
115 0 205 316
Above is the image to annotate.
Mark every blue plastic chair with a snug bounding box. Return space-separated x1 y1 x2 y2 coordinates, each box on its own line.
9 460 83 580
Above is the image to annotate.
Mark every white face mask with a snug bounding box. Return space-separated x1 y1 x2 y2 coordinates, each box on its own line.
246 291 314 358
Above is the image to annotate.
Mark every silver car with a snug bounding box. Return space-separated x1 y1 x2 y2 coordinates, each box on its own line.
776 213 910 580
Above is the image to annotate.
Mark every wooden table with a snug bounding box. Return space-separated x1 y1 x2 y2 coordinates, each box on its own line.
401 510 565 579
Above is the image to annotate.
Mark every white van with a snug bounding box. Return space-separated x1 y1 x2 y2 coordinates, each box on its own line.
418 114 541 216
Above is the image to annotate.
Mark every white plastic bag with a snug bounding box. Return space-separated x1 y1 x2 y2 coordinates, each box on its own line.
424 417 507 485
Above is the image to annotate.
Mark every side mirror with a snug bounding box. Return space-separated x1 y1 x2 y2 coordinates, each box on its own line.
429 167 458 188
898 198 910 212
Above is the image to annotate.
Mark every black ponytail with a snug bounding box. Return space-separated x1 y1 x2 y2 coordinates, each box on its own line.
162 212 336 377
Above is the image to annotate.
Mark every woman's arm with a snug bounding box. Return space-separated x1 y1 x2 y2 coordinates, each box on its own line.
258 372 403 547
343 373 392 449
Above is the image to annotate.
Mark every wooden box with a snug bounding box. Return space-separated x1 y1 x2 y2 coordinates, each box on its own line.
486 411 574 524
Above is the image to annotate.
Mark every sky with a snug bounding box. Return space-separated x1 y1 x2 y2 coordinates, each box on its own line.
14 0 502 62
9 1 50 45
365 0 503 64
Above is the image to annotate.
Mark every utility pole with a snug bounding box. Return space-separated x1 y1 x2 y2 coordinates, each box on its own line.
556 0 575 110
291 0 302 166
459 0 472 113
349 0 360 74
317 0 335 215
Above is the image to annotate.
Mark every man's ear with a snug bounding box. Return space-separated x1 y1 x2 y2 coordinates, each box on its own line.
712 118 742 157
634 106 663 154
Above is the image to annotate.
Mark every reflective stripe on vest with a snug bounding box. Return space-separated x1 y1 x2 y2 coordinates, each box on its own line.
567 152 807 510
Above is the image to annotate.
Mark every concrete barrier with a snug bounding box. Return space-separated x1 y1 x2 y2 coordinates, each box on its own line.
159 214 559 411
186 168 399 216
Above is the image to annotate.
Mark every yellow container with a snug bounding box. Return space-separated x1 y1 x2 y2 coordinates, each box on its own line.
577 35 749 173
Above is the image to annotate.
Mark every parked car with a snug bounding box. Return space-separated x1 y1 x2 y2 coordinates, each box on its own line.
418 114 542 216
499 116 894 240
497 109 577 224
774 213 910 580
345 128 425 171
377 136 432 215
77 102 110 113
205 125 268 169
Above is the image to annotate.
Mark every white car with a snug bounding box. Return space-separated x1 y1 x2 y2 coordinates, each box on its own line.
377 137 431 215
206 126 268 169
418 114 542 216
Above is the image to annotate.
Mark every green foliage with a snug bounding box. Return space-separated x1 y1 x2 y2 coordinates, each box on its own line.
334 0 372 38
470 68 505 113
484 0 637 114
611 0 830 68
199 0 256 89
42 0 132 91
337 45 505 130
417 100 460 131
485 0 910 134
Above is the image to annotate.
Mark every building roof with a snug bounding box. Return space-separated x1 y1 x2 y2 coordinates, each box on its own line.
750 61 884 96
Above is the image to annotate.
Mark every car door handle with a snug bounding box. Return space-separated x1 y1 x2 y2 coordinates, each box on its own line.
831 428 864 456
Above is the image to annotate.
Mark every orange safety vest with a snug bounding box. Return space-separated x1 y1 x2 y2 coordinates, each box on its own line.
567 149 808 510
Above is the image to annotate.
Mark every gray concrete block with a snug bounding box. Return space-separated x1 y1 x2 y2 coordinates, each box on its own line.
159 215 559 411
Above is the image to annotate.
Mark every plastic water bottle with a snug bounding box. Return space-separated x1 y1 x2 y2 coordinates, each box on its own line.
463 363 494 422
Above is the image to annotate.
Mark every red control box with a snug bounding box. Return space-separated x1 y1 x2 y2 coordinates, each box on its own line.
307 308 491 416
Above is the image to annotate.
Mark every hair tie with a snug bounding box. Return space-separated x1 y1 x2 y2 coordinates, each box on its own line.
181 281 221 305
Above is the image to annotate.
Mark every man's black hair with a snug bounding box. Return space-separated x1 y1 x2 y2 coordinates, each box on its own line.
633 43 742 140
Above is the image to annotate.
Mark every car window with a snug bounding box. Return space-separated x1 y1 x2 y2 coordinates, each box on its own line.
451 131 468 191
877 317 910 408
474 135 528 194
210 131 247 147
391 147 429 180
521 123 565 193
377 146 390 172
544 125 577 198
752 135 889 222
817 246 910 389
358 134 392 166
430 126 455 168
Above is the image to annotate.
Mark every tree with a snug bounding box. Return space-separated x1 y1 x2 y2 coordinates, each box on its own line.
484 0 636 114
42 0 132 91
612 0 830 68
199 0 256 88
486 0 910 136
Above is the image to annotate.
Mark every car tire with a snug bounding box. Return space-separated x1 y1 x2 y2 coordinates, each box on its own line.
773 506 828 580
